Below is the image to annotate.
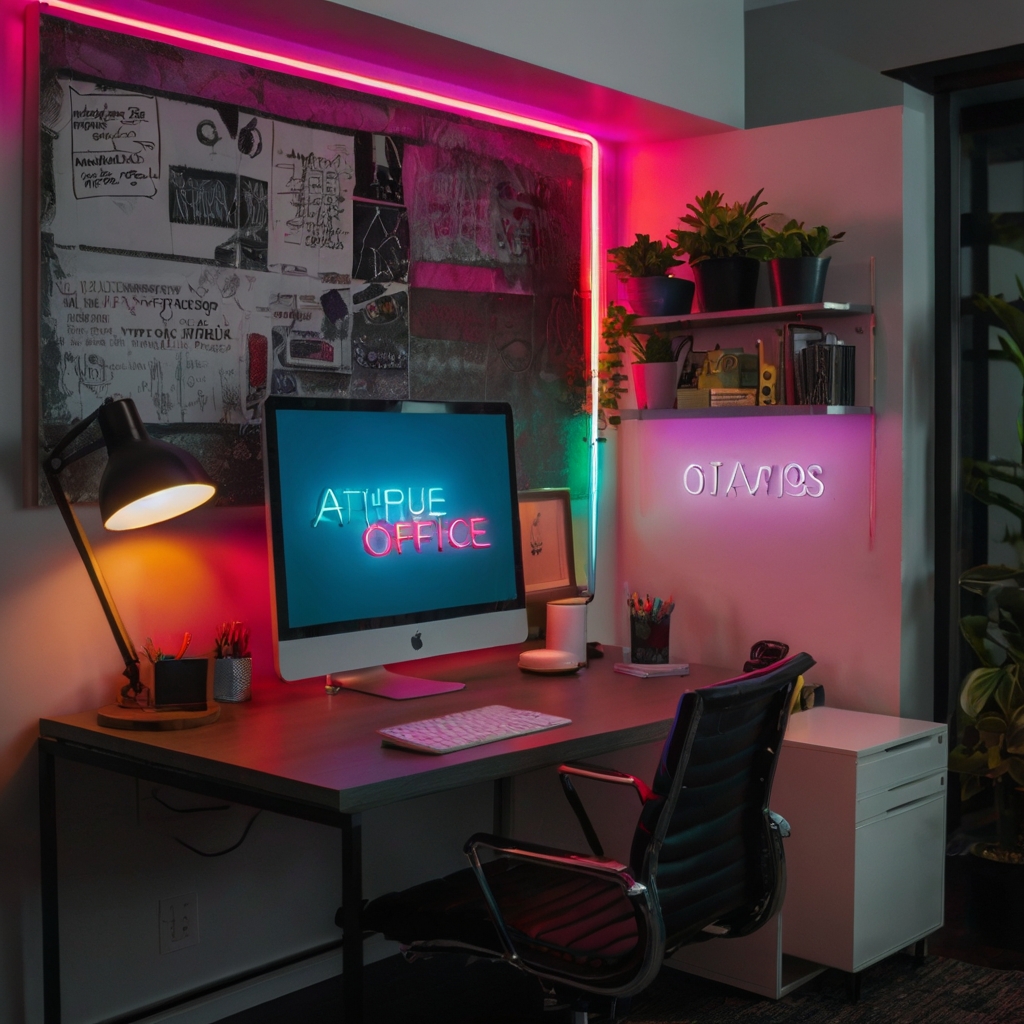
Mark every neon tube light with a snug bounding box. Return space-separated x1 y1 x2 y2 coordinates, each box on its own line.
41 0 604 599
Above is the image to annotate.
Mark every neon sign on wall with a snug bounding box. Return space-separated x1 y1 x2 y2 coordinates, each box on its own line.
313 485 491 557
682 461 825 498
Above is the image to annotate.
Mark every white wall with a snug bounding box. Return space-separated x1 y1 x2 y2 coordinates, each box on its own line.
334 0 746 128
618 106 932 716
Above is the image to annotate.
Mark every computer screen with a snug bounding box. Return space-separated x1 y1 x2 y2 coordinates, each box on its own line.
263 397 527 679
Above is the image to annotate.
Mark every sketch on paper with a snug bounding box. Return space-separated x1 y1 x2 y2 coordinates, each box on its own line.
352 201 409 283
69 88 160 199
269 123 355 281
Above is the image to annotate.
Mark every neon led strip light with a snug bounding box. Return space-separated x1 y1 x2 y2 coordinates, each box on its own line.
40 0 604 596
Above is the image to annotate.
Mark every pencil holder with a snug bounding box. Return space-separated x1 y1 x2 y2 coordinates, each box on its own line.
631 615 671 664
214 657 252 702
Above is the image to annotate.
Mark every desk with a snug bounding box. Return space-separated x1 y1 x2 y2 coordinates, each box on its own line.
39 646 729 1024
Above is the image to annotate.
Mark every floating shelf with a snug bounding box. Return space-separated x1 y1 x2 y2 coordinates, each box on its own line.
620 405 872 420
632 302 873 333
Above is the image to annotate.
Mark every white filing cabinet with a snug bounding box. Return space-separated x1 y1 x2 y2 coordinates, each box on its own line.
668 707 947 997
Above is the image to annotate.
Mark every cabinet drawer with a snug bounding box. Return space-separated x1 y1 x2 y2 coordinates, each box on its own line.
856 769 945 824
857 730 946 795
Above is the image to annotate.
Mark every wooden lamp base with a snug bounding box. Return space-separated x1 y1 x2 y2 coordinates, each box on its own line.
96 704 221 730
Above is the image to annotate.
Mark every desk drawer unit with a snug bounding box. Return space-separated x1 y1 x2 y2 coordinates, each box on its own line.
773 708 947 973
668 707 947 996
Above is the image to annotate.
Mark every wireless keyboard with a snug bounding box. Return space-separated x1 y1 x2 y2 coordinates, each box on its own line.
378 705 572 755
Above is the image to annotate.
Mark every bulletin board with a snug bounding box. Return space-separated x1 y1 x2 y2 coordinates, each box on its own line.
26 13 588 507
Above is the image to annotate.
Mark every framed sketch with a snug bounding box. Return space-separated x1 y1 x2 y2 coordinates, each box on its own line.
518 489 578 631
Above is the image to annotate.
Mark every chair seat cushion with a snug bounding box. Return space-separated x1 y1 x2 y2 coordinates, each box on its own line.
363 857 640 972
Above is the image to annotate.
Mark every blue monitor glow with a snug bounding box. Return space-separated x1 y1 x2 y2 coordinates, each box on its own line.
263 397 528 686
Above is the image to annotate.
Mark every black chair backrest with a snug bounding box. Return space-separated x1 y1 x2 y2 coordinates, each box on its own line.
629 653 814 949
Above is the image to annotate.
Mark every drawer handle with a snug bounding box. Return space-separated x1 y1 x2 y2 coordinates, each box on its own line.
883 735 938 755
887 773 943 796
885 791 943 815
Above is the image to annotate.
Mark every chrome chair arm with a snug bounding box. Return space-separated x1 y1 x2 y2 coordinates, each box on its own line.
557 762 654 857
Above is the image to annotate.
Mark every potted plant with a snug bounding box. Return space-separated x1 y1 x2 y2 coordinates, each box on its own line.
607 233 694 317
669 189 772 312
213 621 252 702
762 219 845 305
627 317 689 410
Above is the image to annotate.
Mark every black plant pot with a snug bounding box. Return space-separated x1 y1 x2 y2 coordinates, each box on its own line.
625 276 695 317
768 256 831 306
968 848 1024 949
691 257 760 312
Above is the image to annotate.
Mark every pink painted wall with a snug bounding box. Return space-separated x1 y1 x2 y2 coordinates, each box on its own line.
616 107 909 714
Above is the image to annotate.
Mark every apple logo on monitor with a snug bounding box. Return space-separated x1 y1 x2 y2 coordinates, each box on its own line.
411 631 423 651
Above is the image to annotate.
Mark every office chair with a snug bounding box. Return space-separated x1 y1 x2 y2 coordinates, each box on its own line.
359 652 814 1023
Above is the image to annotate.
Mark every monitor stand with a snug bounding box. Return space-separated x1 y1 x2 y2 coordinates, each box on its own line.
328 666 465 701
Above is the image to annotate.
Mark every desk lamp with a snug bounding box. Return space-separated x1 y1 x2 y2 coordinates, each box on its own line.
42 397 216 706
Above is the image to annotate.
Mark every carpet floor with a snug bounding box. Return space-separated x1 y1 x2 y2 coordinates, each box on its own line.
220 952 1024 1023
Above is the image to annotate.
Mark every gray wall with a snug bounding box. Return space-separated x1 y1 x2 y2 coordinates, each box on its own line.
746 0 1024 128
334 0 746 128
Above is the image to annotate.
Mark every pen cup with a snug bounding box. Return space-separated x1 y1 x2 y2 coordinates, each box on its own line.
630 614 671 665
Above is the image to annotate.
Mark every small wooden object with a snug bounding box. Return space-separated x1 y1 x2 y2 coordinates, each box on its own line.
96 704 220 731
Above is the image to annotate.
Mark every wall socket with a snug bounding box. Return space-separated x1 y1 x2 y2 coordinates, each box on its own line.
159 893 199 953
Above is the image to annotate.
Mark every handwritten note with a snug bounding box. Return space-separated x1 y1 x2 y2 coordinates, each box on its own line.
70 88 160 199
50 251 264 424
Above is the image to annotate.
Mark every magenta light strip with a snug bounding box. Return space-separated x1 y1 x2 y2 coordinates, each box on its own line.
39 0 605 591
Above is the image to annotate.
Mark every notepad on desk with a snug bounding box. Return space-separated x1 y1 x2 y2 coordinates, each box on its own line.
614 663 690 678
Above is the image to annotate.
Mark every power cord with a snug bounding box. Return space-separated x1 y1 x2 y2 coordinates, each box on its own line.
150 787 262 857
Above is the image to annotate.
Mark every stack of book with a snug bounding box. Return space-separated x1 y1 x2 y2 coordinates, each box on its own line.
794 341 856 405
779 326 856 406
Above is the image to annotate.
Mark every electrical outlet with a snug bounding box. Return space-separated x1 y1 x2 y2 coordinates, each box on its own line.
159 893 199 953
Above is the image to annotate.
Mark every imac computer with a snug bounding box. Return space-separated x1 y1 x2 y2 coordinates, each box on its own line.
262 397 528 697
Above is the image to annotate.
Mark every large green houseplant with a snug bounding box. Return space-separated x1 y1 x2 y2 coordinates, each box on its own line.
607 233 693 317
669 189 772 312
950 279 1024 862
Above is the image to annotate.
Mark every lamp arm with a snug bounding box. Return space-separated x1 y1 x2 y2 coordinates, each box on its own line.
41 455 141 697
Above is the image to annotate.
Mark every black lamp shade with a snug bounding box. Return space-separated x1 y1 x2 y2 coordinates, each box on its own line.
97 400 215 530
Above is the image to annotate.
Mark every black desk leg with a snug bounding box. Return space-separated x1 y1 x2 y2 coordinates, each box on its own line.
493 777 513 837
39 740 61 1024
341 813 363 1023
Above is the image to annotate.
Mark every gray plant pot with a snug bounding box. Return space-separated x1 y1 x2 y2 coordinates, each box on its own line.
768 256 831 306
214 657 252 702
625 276 694 317
691 257 760 312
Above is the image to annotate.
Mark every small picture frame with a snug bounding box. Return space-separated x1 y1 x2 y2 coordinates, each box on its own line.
518 488 578 632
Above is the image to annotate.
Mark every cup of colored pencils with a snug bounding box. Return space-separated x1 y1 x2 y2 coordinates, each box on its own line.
628 592 674 664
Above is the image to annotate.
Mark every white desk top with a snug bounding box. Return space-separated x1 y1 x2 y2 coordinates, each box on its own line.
782 706 946 758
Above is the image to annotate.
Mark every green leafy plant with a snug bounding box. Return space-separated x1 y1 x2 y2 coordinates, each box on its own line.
952 278 1024 858
606 233 682 279
214 621 251 659
630 330 687 365
669 189 773 265
597 303 633 427
762 219 845 259
950 566 1024 856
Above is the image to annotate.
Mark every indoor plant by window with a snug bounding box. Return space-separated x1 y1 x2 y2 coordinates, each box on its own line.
669 189 772 312
949 284 1024 943
607 233 694 317
762 219 845 305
